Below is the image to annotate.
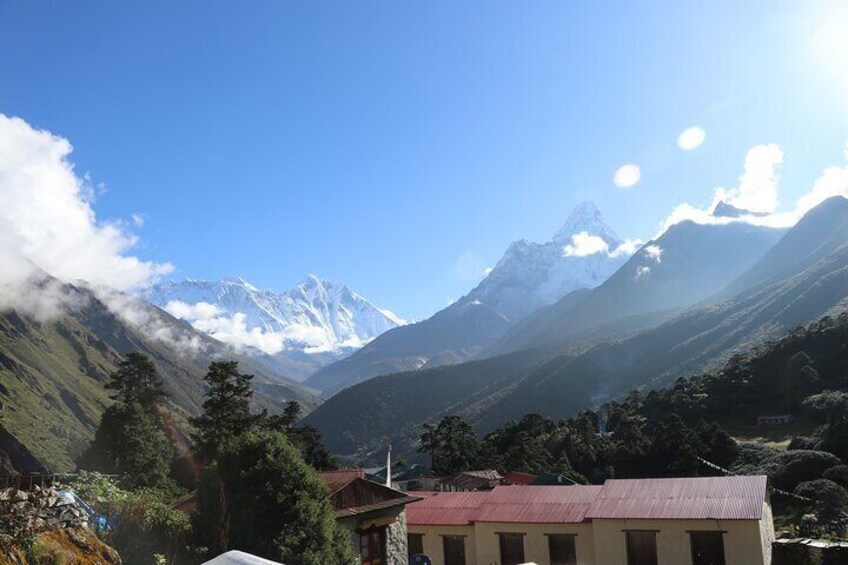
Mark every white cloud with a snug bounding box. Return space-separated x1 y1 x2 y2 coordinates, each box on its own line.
563 232 610 257
614 164 642 188
657 141 848 237
563 232 644 259
0 114 172 319
644 245 663 263
483 266 493 276
712 143 784 214
635 266 651 279
131 213 146 227
160 299 359 355
678 126 706 150
609 239 644 258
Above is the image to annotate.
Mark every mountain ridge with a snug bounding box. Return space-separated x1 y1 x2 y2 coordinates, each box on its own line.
304 201 635 394
143 274 404 381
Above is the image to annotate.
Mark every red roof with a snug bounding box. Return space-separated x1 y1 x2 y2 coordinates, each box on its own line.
407 486 601 525
406 491 490 526
318 469 365 495
586 476 768 521
503 471 537 486
407 476 768 526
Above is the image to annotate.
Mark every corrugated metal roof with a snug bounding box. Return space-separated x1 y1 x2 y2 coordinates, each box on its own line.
407 476 768 526
318 469 365 495
503 471 537 486
407 486 602 525
586 475 767 521
406 491 490 525
334 495 423 519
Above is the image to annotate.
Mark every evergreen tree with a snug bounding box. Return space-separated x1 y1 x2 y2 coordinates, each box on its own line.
263 401 338 470
419 415 480 476
106 352 168 408
191 361 261 463
79 353 174 490
194 430 355 564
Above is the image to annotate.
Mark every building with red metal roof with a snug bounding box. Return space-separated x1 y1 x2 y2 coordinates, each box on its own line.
405 475 774 565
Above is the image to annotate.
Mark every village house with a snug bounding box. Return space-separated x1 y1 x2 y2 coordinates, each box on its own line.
319 469 422 565
406 475 774 565
756 414 793 426
438 470 504 492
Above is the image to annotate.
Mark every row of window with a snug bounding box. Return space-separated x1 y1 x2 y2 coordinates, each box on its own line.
407 530 726 565
408 532 576 565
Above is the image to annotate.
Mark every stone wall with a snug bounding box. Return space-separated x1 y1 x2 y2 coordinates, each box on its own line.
385 509 408 565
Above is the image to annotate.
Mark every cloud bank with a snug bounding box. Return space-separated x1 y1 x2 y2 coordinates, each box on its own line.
0 114 172 319
161 300 364 356
563 232 644 259
657 142 848 236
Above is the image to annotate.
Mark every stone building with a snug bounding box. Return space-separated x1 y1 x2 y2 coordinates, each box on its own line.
320 469 422 565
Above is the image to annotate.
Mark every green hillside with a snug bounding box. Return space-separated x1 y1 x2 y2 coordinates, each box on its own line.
0 281 320 472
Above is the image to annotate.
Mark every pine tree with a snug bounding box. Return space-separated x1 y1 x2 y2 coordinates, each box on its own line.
419 415 480 476
79 353 174 490
106 352 168 408
190 361 261 463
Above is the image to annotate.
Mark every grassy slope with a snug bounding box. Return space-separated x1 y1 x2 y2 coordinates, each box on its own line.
0 283 320 472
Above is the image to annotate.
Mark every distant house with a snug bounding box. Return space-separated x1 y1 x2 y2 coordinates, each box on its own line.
406 475 774 565
319 469 422 565
757 414 793 425
502 471 537 486
438 470 503 492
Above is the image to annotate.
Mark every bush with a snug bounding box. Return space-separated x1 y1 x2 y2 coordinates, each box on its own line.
823 465 848 489
61 471 191 564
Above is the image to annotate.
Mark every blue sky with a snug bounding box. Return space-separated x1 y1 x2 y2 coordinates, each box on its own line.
2 1 848 319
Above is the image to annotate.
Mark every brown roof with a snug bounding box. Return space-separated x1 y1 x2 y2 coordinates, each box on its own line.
441 469 504 490
586 475 768 521
318 469 365 495
503 471 537 486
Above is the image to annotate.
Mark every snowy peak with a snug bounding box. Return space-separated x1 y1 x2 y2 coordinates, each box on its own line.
462 202 634 321
142 275 404 359
552 201 621 245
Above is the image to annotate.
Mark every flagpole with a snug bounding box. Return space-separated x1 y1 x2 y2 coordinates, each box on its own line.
385 443 392 488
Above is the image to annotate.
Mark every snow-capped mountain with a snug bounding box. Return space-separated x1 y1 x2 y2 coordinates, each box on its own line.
142 275 404 381
304 201 636 393
460 201 633 320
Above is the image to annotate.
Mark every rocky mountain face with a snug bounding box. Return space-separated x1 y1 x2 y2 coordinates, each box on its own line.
305 197 848 462
464 201 630 320
0 276 319 473
143 275 404 382
491 219 785 355
304 201 634 394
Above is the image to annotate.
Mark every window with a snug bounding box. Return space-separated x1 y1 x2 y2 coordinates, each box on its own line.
498 533 525 565
358 526 385 565
548 534 577 565
625 531 658 565
408 533 424 557
442 535 466 565
690 531 726 565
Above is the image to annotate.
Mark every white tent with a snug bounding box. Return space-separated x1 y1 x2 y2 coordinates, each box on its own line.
202 550 284 565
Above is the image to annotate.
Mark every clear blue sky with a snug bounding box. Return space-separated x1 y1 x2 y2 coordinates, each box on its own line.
2 1 847 319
